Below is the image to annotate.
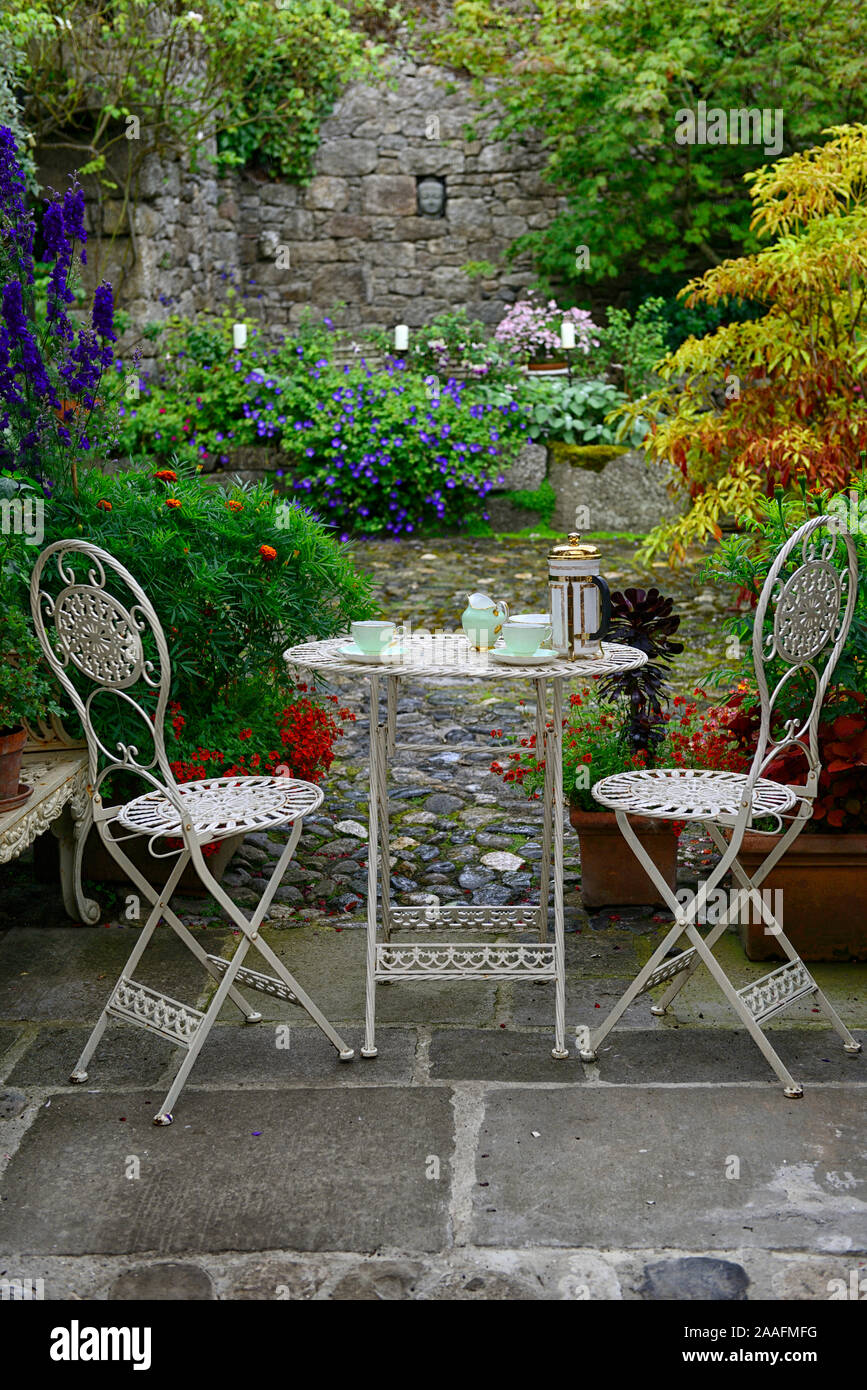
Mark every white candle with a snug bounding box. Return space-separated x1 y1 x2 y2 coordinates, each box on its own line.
233 322 247 350
394 324 409 351
560 319 576 350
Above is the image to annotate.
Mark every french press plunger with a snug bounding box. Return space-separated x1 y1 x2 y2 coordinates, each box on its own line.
548 533 611 659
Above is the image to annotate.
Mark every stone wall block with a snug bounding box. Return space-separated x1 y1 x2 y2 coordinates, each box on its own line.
318 139 379 176
362 174 418 216
305 176 350 212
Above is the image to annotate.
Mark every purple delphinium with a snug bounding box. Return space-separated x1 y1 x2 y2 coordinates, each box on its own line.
0 128 116 488
0 128 35 284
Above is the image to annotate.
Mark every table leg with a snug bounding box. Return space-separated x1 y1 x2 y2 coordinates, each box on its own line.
54 795 100 924
386 675 397 759
377 681 393 940
536 679 552 944
551 678 568 1058
363 675 381 1058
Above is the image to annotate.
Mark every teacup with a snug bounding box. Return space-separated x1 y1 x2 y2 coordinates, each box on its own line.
351 620 396 654
510 612 553 647
501 621 552 656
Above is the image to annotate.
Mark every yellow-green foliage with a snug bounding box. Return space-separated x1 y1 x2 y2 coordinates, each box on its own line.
620 124 867 565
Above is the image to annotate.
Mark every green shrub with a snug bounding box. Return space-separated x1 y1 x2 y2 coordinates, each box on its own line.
34 461 374 738
585 299 669 399
477 377 648 448
0 604 59 733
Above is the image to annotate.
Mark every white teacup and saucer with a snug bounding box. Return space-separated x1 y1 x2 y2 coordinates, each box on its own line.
339 620 404 663
491 619 556 666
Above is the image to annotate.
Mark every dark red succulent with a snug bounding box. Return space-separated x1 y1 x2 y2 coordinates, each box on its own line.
598 587 684 755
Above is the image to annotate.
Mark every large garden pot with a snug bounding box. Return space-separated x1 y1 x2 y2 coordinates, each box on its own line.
82 825 246 896
737 830 867 962
0 726 30 811
569 805 679 908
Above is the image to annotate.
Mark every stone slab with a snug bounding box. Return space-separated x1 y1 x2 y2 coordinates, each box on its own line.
0 1025 24 1068
471 1087 867 1252
513 975 663 1030
0 928 228 1022
550 448 684 535
428 1029 585 1082
7 1024 175 1087
588 1029 867 1085
178 1025 416 1085
0 1088 454 1255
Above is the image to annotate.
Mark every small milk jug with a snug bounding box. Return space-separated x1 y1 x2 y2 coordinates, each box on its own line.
461 592 509 650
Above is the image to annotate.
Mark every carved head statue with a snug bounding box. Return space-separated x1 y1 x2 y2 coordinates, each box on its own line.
417 178 445 217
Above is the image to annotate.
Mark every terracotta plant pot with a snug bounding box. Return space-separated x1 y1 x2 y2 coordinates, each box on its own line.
737 830 867 962
82 825 246 896
527 359 568 373
0 725 29 808
569 804 679 908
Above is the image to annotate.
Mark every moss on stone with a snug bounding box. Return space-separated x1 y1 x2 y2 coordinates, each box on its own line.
502 477 557 524
548 442 627 471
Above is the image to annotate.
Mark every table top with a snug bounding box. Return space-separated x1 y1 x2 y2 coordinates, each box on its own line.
0 749 89 862
284 633 647 681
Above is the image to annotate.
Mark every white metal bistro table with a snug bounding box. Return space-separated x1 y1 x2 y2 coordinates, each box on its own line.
284 632 646 1059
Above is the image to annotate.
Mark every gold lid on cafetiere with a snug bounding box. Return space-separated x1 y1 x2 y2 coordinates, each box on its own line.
548 532 600 560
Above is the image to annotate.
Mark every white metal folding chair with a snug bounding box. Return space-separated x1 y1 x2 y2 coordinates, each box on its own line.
579 514 862 1095
30 539 354 1125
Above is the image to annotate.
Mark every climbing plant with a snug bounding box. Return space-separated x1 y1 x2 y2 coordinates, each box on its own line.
6 0 387 281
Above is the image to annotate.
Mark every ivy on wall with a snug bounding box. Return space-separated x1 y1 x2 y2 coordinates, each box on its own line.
5 0 392 278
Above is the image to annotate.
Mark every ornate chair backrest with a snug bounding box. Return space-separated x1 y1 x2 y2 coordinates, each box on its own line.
747 514 858 802
30 539 177 801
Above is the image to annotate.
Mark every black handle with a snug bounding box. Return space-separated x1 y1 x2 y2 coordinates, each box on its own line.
589 575 611 640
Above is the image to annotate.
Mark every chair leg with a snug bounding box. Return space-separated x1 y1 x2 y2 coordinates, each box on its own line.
651 821 741 1016
581 809 743 1061
580 919 691 1060
68 844 190 1083
806 985 863 1054
684 925 804 1097
550 679 568 1058
704 827 861 1057
152 934 256 1125
536 679 552 944
194 824 355 1062
100 824 260 1024
75 811 353 1121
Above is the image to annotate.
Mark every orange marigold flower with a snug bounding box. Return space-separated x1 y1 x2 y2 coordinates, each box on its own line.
166 497 181 509
96 498 112 511
154 469 178 482
226 500 243 512
259 544 277 561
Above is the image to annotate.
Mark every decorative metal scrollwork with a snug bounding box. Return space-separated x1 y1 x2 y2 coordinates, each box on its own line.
54 585 144 688
772 560 841 664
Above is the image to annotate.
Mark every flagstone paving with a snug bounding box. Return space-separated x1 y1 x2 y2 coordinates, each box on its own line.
1 535 865 1299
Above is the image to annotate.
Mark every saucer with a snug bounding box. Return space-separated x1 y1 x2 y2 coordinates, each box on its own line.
339 641 404 663
0 782 32 813
491 648 556 667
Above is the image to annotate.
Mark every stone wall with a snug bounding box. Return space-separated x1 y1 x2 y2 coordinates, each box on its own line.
39 48 567 357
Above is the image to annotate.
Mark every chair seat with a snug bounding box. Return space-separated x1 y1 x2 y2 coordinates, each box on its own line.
591 767 799 822
115 775 324 842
